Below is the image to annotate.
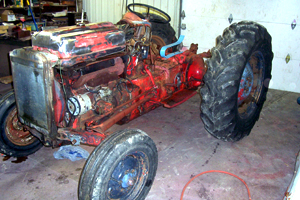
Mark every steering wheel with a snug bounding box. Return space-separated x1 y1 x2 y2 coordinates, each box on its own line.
127 3 171 24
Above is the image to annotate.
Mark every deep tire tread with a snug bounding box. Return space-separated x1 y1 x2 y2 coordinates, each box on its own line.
200 21 273 142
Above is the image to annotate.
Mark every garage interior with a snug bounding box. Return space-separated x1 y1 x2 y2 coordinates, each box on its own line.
0 0 300 200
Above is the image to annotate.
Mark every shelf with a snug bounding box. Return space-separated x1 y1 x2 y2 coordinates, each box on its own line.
0 7 27 10
39 5 76 7
0 5 75 10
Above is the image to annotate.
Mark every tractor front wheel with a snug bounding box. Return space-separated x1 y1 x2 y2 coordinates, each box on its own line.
79 129 158 200
200 21 273 141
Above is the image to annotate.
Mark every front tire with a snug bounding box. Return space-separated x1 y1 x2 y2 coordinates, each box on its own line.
79 129 158 200
200 21 273 141
0 90 43 157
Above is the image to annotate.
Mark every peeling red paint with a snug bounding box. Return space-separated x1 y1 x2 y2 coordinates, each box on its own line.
28 22 212 147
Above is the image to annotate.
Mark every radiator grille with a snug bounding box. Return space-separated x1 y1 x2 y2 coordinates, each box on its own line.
10 48 58 135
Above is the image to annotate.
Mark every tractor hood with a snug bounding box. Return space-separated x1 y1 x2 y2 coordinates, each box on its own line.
31 22 126 67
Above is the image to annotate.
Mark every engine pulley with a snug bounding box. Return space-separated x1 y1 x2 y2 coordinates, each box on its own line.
67 94 92 116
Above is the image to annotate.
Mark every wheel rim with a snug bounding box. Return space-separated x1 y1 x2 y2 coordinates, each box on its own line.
151 35 166 50
238 51 265 118
238 62 254 104
107 151 149 199
5 108 37 146
151 35 174 55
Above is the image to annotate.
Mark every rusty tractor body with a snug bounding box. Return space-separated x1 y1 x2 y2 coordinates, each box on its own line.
9 20 210 147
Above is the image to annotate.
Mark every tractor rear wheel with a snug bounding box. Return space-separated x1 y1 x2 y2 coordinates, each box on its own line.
200 21 273 141
152 21 177 49
151 15 177 51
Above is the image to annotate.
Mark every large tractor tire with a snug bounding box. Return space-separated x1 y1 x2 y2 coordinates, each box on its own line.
79 129 158 200
0 90 43 157
200 21 273 142
151 19 177 50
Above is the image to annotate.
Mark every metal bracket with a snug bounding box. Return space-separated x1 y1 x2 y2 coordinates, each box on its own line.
286 54 291 64
228 14 233 24
291 19 296 30
70 135 81 145
181 10 186 19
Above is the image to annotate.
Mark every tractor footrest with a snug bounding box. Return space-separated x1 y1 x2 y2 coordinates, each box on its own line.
161 89 197 108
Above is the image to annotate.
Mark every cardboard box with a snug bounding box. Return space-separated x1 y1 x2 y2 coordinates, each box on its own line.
17 30 30 38
0 25 9 30
1 10 16 22
0 29 7 34
15 0 24 8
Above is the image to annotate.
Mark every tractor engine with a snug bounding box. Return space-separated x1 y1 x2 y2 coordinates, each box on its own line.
10 20 209 146
10 22 136 145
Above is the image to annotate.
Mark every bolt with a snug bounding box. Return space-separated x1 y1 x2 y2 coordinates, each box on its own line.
128 178 134 186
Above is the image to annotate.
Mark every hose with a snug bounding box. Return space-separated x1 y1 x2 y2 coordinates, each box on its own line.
116 78 134 96
180 170 251 200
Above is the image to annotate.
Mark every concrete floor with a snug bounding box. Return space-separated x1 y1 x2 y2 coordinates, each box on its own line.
0 84 300 200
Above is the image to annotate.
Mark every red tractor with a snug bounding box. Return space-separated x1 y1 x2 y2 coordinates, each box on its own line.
0 4 273 200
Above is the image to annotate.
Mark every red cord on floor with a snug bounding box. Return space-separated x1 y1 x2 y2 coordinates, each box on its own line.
180 170 251 200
